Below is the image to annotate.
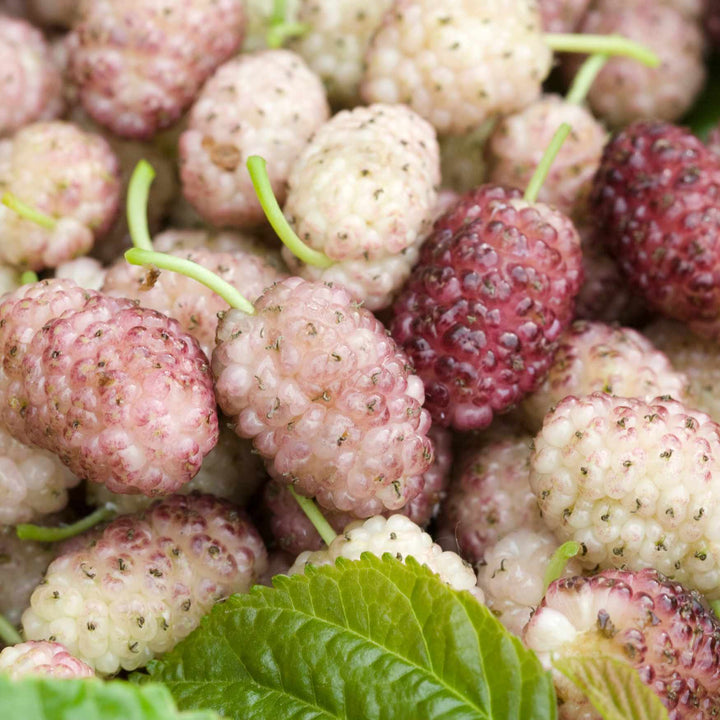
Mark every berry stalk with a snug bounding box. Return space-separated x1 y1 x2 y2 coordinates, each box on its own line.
543 33 660 67
16 504 117 543
543 540 581 591
266 0 308 48
124 248 256 315
523 122 572 204
1 192 56 230
565 54 608 105
126 159 155 252
0 612 22 647
246 155 333 269
288 486 337 546
125 158 256 314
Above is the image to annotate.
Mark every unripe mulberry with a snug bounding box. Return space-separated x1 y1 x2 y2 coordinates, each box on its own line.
520 320 688 431
282 103 440 311
0 641 94 679
0 425 79 525
180 49 329 228
0 16 63 137
289 514 483 601
0 121 121 271
477 528 583 637
22 493 267 675
360 0 552 135
644 319 720 424
0 527 55 627
70 0 246 139
288 0 392 107
212 277 433 517
530 393 720 598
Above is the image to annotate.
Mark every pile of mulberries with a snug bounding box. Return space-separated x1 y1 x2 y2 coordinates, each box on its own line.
1 6 720 718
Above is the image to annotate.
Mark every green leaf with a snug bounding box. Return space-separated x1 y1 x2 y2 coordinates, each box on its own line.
141 553 557 720
684 53 720 140
0 675 219 720
554 655 670 720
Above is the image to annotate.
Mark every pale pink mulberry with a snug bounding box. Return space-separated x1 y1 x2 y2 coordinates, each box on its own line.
487 95 607 220
436 431 543 565
0 279 219 496
69 0 246 139
180 49 329 228
212 276 433 517
0 641 94 679
0 16 63 137
263 424 451 554
564 0 706 127
0 121 121 271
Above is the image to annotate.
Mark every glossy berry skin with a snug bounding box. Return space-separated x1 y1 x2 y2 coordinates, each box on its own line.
590 120 720 339
391 185 583 430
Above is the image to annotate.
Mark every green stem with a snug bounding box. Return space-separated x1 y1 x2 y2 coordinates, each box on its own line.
127 160 155 252
543 541 581 592
246 156 333 269
267 22 310 48
289 486 337 546
270 0 287 25
20 271 38 285
266 0 308 48
1 193 56 230
0 613 22 646
565 53 609 105
125 248 256 315
544 33 660 68
16 504 117 543
523 122 572 204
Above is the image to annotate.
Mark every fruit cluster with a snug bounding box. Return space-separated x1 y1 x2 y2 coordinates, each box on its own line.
0 1 719 718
